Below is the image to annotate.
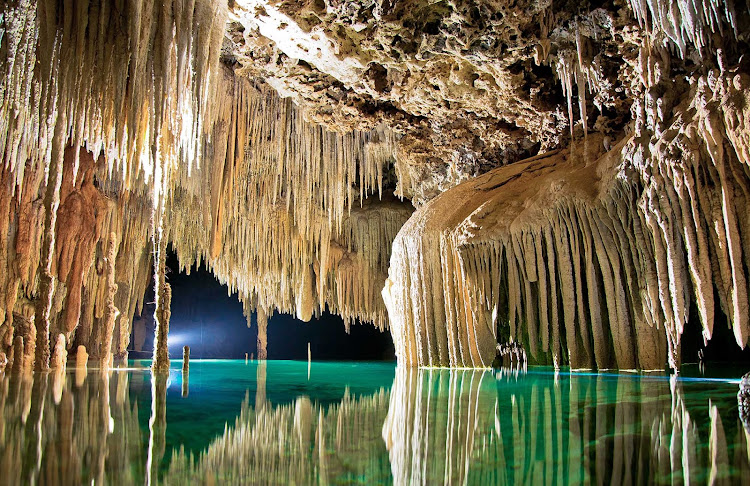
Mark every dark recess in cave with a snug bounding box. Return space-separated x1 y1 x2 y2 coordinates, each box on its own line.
128 247 395 361
681 287 750 366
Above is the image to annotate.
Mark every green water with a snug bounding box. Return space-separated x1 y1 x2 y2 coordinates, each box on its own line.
1 360 749 485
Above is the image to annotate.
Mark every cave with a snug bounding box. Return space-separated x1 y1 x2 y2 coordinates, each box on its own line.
2 0 750 483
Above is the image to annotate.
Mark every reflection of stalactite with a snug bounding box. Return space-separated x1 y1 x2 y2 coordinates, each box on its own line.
255 362 267 409
2 365 750 483
166 383 392 484
383 368 497 484
0 366 144 484
382 366 750 484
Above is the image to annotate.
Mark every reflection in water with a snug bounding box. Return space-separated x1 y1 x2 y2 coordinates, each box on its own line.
0 369 144 485
383 369 497 484
1 364 750 485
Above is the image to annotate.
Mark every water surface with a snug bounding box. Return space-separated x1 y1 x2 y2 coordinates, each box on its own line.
1 360 749 484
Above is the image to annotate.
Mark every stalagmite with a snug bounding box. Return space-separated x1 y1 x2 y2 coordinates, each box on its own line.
49 334 67 370
75 345 88 387
76 346 88 368
11 337 23 375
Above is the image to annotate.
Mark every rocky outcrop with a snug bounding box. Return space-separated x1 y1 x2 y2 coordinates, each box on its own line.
385 70 750 369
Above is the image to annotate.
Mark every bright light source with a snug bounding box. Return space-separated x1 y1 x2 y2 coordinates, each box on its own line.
167 332 190 349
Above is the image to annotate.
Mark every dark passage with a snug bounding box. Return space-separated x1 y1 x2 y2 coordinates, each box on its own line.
129 249 395 360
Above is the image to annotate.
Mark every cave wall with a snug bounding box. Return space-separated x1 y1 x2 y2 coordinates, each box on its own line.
1 0 750 370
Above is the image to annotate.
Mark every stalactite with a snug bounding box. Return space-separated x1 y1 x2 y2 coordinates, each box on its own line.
166 68 407 331
385 68 750 369
627 0 737 57
0 0 227 364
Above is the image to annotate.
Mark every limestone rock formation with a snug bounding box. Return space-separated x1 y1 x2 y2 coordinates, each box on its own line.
1 0 749 370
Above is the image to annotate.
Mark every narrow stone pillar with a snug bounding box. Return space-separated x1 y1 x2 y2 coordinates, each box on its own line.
100 234 119 368
152 242 171 373
50 333 67 369
34 124 66 372
182 346 189 372
257 308 268 361
182 345 189 398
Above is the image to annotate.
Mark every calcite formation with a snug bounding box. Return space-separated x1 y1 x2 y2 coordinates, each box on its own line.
1 0 749 370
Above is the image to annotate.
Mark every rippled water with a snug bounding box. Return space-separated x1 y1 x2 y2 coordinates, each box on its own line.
1 360 749 485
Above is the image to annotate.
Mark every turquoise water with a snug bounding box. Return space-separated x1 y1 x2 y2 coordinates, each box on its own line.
1 360 749 484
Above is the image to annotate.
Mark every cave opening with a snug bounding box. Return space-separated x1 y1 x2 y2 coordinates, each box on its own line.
128 247 395 361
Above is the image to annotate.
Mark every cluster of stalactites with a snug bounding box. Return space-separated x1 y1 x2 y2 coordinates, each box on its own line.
1 0 226 200
167 68 407 331
628 0 738 58
0 1 227 366
553 0 738 138
384 70 750 370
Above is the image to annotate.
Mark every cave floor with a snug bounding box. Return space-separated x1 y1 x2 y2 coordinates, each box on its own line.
1 360 748 484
